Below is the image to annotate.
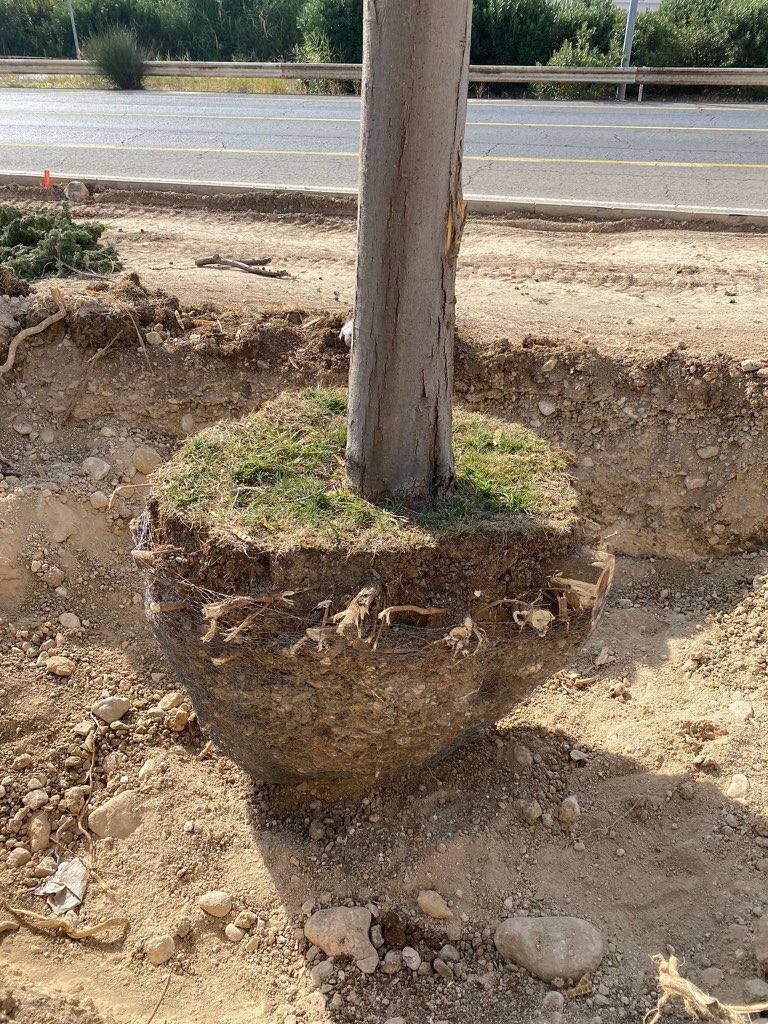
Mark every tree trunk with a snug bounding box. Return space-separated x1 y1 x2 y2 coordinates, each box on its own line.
346 0 473 511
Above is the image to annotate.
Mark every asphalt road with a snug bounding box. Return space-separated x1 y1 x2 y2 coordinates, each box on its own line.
1 88 768 212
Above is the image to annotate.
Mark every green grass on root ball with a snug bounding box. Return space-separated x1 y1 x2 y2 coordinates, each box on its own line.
156 388 575 551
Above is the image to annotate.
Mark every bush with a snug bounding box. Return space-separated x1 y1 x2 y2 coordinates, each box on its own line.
86 27 147 88
0 203 121 279
535 29 623 98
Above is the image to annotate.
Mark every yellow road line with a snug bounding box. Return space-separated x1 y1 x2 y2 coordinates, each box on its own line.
1 141 767 169
2 107 768 133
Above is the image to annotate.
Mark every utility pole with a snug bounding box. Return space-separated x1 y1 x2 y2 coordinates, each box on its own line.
67 0 82 59
617 0 639 101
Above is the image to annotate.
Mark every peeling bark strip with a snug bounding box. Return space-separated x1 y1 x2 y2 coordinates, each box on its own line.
346 0 473 510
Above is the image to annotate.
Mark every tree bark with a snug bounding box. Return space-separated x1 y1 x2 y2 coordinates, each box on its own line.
346 0 473 510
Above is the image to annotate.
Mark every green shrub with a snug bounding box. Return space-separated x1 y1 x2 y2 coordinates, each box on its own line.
536 27 623 99
0 203 121 279
86 27 147 88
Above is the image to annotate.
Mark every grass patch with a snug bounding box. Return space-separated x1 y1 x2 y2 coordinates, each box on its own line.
156 388 574 552
0 73 291 94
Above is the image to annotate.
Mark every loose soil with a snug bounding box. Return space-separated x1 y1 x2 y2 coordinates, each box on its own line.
1 196 767 1024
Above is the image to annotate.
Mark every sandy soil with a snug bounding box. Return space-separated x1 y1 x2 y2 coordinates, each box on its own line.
1 199 768 1024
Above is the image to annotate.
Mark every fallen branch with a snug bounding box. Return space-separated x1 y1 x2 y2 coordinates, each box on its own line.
195 253 288 279
0 287 67 376
145 972 173 1024
645 955 768 1023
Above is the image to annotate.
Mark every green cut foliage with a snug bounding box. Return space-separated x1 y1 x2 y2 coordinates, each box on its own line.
86 27 147 88
0 203 121 279
157 387 575 553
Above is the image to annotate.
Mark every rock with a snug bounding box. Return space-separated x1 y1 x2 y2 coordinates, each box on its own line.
745 978 768 999
402 946 421 971
198 890 233 917
538 400 558 417
58 612 81 630
7 847 32 868
22 789 49 810
514 745 532 770
678 781 694 801
310 959 334 986
45 656 75 677
304 907 375 961
88 790 143 838
696 446 720 460
157 691 184 711
685 476 707 491
145 331 163 347
145 934 175 965
12 754 33 770
234 910 256 930
755 915 768 968
92 696 131 724
357 953 379 974
309 820 325 841
741 359 766 372
89 491 109 510
494 916 605 983
726 774 750 800
225 923 245 942
382 950 403 974
417 890 453 921
82 457 112 482
384 1019 406 1024
439 944 460 963
519 799 543 824
433 957 454 980
64 180 90 202
28 811 51 852
371 923 384 948
757 858 768 874
543 991 566 1013
41 566 65 587
729 700 754 721
558 796 581 824
64 786 89 814
165 706 189 732
181 414 196 434
132 446 163 475
700 967 724 989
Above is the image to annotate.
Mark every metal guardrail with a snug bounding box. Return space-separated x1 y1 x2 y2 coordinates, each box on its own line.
1 58 768 87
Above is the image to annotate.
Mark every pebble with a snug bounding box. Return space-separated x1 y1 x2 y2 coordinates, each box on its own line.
58 612 81 630
165 707 189 732
433 957 454 980
417 890 453 921
538 400 558 417
741 358 766 372
402 946 421 971
696 445 720 460
198 890 233 917
88 790 143 838
558 796 581 824
7 848 32 868
678 781 695 800
729 700 754 721
157 691 184 711
745 978 768 999
755 914 768 967
685 476 707 491
726 774 750 800
382 950 403 974
512 744 534 767
145 934 175 965
145 331 163 347
181 414 196 434
82 457 112 482
234 910 257 930
92 696 131 724
700 967 725 989
543 991 566 1012
519 799 543 824
310 959 334 986
225 923 245 942
45 656 75 677
22 789 49 811
89 491 109 510
132 446 163 475
357 953 379 974
494 916 604 982
439 944 460 962
12 754 32 770
304 907 376 961
28 811 51 852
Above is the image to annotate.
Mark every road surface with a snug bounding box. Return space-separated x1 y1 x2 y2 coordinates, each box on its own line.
1 88 768 212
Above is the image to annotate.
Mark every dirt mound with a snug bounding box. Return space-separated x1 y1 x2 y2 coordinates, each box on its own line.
0 265 30 297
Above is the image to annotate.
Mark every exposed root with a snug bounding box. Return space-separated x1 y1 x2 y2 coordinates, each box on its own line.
644 956 768 1023
0 287 66 376
0 901 128 941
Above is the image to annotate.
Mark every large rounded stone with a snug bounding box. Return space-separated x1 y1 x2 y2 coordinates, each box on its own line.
494 916 604 982
88 790 143 839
